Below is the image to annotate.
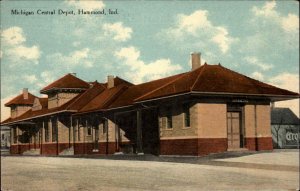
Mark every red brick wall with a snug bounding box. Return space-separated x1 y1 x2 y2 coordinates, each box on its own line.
160 139 199 156
245 137 273 151
10 144 31 154
198 138 228 156
41 143 70 155
74 142 116 155
160 138 228 156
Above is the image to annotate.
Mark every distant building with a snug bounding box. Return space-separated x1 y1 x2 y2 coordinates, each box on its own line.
271 108 299 149
1 53 299 156
1 126 10 149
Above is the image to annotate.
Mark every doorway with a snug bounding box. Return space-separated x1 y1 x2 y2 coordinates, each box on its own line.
227 111 243 150
141 108 160 155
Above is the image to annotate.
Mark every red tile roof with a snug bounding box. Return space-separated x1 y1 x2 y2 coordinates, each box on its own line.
5 92 37 107
76 77 134 114
66 82 106 111
40 73 90 94
108 73 186 109
1 94 82 125
109 64 299 108
135 64 299 102
2 65 299 124
78 84 129 114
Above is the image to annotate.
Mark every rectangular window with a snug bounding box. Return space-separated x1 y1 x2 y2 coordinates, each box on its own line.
166 107 172 129
183 103 191 127
52 118 57 142
45 121 49 142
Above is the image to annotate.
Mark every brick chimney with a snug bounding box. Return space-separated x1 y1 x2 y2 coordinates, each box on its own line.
23 88 28 100
107 75 114 89
191 52 201 70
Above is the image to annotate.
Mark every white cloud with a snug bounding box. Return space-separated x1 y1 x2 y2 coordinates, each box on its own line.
269 72 299 117
1 26 41 64
269 73 299 92
72 41 81 47
252 1 277 17
1 26 26 45
49 48 93 68
66 0 105 10
281 14 299 33
244 56 273 71
252 1 299 34
251 71 264 81
103 22 132 42
166 10 236 54
178 10 211 34
23 75 38 84
115 46 182 84
7 45 40 62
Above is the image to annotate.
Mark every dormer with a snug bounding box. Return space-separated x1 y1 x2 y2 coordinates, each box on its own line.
5 88 36 118
32 97 48 111
40 73 90 109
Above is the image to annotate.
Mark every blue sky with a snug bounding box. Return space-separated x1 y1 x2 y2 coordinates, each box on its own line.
1 0 299 120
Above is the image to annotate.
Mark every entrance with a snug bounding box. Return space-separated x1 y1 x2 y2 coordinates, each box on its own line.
227 112 242 150
141 108 160 155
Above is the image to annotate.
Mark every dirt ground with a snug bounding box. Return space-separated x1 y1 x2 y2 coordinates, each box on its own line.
1 150 299 191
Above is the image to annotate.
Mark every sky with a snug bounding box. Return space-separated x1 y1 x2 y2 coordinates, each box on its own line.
0 0 299 121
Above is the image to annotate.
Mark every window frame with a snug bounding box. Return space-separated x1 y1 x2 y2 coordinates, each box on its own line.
166 106 173 129
183 103 191 128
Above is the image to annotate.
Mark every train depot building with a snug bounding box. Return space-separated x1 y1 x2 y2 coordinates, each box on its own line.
1 53 299 156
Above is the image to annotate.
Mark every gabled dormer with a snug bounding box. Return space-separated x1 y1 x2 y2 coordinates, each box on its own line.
5 88 36 118
40 73 90 109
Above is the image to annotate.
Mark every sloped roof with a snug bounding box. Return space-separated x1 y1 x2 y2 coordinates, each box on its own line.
134 64 299 102
66 82 106 111
271 108 299 125
1 94 82 125
40 73 90 94
78 84 129 114
76 77 133 114
108 64 299 109
5 92 37 107
108 72 186 109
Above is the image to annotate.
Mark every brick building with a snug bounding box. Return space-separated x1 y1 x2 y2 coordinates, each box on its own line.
1 53 299 156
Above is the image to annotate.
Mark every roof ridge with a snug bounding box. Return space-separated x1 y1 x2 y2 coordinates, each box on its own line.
134 72 189 101
40 73 89 93
191 64 206 91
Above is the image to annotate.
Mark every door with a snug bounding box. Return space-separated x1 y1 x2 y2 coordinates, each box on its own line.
227 112 241 150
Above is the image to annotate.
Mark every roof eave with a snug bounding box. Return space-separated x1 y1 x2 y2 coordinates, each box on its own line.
1 110 77 126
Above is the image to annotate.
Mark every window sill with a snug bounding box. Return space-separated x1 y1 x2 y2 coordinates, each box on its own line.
182 126 191 130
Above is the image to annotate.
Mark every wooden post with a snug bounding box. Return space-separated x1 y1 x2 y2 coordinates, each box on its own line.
136 109 143 154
